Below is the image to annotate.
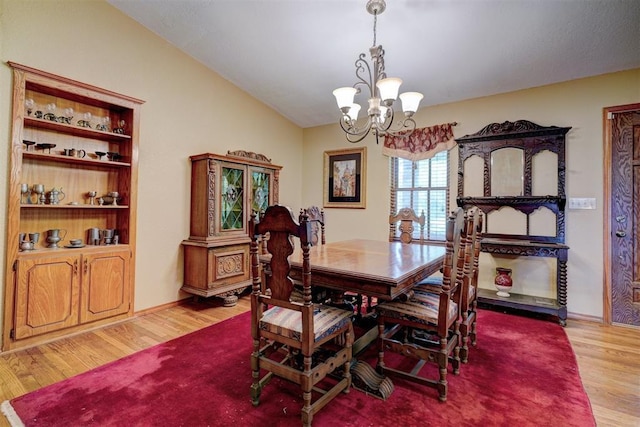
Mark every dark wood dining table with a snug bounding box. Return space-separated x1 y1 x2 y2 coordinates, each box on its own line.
286 238 446 301
284 239 445 352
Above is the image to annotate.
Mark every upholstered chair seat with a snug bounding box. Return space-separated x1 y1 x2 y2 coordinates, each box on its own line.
375 291 459 327
260 304 354 342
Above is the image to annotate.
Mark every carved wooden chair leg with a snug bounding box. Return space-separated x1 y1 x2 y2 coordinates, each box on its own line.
460 313 470 363
470 302 478 346
343 325 354 393
302 355 313 427
453 323 461 374
437 349 448 402
250 343 262 406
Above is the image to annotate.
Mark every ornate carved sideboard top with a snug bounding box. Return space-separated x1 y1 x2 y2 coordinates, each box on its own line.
227 150 272 163
457 120 571 142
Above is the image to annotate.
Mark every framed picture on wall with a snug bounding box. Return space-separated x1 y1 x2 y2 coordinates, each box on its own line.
323 147 366 208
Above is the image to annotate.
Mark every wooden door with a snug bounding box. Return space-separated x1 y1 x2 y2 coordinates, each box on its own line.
14 254 81 339
607 105 640 326
80 249 130 323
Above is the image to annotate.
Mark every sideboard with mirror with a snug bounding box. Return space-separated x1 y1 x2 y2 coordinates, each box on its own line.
456 120 571 325
181 151 281 306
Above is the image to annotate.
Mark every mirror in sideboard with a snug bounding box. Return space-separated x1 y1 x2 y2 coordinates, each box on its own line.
532 150 558 196
490 147 524 196
462 154 484 197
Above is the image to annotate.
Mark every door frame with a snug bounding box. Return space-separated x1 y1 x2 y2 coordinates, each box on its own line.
603 103 640 325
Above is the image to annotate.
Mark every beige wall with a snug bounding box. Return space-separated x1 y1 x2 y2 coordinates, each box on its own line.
304 69 640 319
0 0 303 340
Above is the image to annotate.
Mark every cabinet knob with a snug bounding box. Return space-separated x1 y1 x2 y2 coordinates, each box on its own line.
615 230 626 238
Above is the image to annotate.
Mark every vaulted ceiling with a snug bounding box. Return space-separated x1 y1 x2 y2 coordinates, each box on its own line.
108 0 640 128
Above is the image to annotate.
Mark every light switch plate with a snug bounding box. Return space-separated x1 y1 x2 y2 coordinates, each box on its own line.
568 198 596 209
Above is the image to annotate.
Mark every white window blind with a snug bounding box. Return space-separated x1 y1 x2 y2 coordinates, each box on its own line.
391 151 449 242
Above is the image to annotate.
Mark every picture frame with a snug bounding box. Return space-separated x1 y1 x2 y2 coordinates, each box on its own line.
323 147 366 208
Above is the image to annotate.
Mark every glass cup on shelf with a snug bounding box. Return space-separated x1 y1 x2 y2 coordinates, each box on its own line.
59 107 74 124
114 119 126 134
78 112 92 128
25 98 35 116
96 116 110 132
44 103 57 121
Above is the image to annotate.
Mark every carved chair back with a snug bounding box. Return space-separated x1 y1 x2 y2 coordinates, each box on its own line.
389 207 426 244
300 205 325 246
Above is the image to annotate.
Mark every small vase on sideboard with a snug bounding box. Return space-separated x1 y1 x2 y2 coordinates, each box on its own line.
494 267 513 297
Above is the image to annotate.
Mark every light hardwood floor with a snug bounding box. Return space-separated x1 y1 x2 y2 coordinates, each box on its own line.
0 296 638 427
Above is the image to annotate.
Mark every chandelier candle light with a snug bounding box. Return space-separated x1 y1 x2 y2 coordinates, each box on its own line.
333 0 423 144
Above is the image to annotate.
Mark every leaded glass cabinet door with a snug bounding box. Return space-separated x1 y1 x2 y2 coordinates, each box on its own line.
220 164 246 232
250 166 278 216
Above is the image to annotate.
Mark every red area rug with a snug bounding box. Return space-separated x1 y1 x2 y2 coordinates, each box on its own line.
2 310 594 426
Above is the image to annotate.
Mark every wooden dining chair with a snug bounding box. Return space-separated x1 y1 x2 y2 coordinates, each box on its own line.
414 208 482 363
459 210 482 362
249 205 354 427
375 207 468 402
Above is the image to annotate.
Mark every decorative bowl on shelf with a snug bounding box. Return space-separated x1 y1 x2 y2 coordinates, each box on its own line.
95 151 106 160
35 143 56 153
23 140 36 151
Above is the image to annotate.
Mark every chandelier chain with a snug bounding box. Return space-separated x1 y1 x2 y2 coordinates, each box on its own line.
373 12 377 47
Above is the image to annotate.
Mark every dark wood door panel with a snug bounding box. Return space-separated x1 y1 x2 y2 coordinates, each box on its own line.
610 110 640 326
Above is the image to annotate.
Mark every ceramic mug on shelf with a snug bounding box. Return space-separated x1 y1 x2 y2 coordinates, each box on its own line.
64 148 86 158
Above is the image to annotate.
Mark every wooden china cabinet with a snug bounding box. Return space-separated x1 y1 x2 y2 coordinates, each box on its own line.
2 62 143 351
456 120 571 325
181 151 281 306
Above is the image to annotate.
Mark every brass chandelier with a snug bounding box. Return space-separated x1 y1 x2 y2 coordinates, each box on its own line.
333 0 423 144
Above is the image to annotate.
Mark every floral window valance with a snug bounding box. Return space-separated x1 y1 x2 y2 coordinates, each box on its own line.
382 122 458 161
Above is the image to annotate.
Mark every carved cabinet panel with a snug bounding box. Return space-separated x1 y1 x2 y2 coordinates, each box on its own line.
80 249 131 323
14 254 81 339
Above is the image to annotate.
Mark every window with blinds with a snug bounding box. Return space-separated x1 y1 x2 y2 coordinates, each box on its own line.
390 151 449 242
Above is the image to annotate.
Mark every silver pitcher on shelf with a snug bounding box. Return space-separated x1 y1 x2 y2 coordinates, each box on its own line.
46 229 66 248
48 187 65 205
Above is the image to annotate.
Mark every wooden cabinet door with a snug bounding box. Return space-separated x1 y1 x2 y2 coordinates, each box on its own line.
14 254 81 339
80 249 131 323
